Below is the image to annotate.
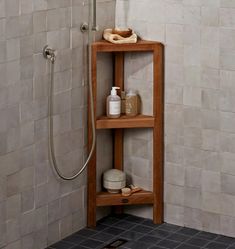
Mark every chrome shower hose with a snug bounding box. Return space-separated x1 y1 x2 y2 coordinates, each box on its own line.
48 45 96 180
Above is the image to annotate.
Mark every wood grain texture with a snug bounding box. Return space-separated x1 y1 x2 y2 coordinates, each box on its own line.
96 115 155 129
96 190 154 206
114 52 124 90
153 43 164 224
113 52 124 214
114 52 124 170
93 40 162 52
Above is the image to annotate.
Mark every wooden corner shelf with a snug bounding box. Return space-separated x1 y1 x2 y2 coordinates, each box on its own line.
96 115 155 129
96 190 154 207
92 40 163 52
87 39 164 227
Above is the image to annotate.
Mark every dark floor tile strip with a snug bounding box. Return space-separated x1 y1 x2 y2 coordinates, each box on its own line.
70 246 92 249
166 233 190 243
137 234 162 244
149 246 169 249
118 230 144 241
158 223 182 233
186 237 210 247
103 226 126 236
149 228 172 239
75 228 99 237
63 234 86 245
114 220 138 230
205 241 230 249
215 235 235 245
157 238 181 249
196 231 219 240
176 227 200 236
124 215 146 224
91 231 117 243
46 215 235 249
50 240 75 249
79 238 104 248
175 244 201 249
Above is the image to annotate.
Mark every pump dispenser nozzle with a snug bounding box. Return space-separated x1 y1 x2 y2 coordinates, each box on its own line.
111 87 120 96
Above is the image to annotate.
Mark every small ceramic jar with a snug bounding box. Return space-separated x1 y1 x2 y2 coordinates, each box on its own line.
103 169 126 193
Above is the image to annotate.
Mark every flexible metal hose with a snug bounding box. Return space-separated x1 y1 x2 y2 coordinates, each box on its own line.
48 43 96 180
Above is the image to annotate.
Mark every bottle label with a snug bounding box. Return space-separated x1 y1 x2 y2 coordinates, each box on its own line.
109 101 120 115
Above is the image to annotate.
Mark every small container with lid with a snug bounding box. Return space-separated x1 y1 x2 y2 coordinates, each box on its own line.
125 89 138 116
103 169 126 193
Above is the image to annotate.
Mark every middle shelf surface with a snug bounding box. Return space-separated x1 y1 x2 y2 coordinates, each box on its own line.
96 115 155 129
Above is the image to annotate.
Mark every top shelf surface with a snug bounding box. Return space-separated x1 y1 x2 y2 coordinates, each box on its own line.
92 39 163 52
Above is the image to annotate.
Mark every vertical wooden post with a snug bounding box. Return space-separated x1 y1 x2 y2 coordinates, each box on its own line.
114 52 124 170
113 52 124 214
153 44 164 224
87 46 97 227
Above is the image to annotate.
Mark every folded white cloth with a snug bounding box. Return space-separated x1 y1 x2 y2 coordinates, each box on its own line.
103 28 137 44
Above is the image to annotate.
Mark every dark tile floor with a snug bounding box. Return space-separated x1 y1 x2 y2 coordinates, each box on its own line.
46 214 235 249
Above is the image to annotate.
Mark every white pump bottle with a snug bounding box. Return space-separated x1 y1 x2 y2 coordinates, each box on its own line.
106 87 121 118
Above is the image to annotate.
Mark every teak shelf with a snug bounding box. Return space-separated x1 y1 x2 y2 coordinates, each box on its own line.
87 40 164 227
96 190 154 207
96 114 155 129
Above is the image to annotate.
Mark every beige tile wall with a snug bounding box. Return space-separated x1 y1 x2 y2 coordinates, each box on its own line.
116 0 235 238
0 0 115 248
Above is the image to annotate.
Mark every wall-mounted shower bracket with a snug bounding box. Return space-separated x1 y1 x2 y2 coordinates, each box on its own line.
43 45 56 63
80 22 89 33
92 26 99 31
80 22 99 33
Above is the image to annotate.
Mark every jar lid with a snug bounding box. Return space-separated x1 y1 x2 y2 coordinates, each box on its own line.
103 169 126 182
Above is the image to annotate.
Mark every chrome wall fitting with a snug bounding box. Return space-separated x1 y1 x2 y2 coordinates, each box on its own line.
92 25 99 31
43 45 56 63
80 22 98 33
80 22 89 33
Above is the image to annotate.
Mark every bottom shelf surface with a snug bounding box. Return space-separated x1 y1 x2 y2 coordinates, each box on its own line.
96 190 154 207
